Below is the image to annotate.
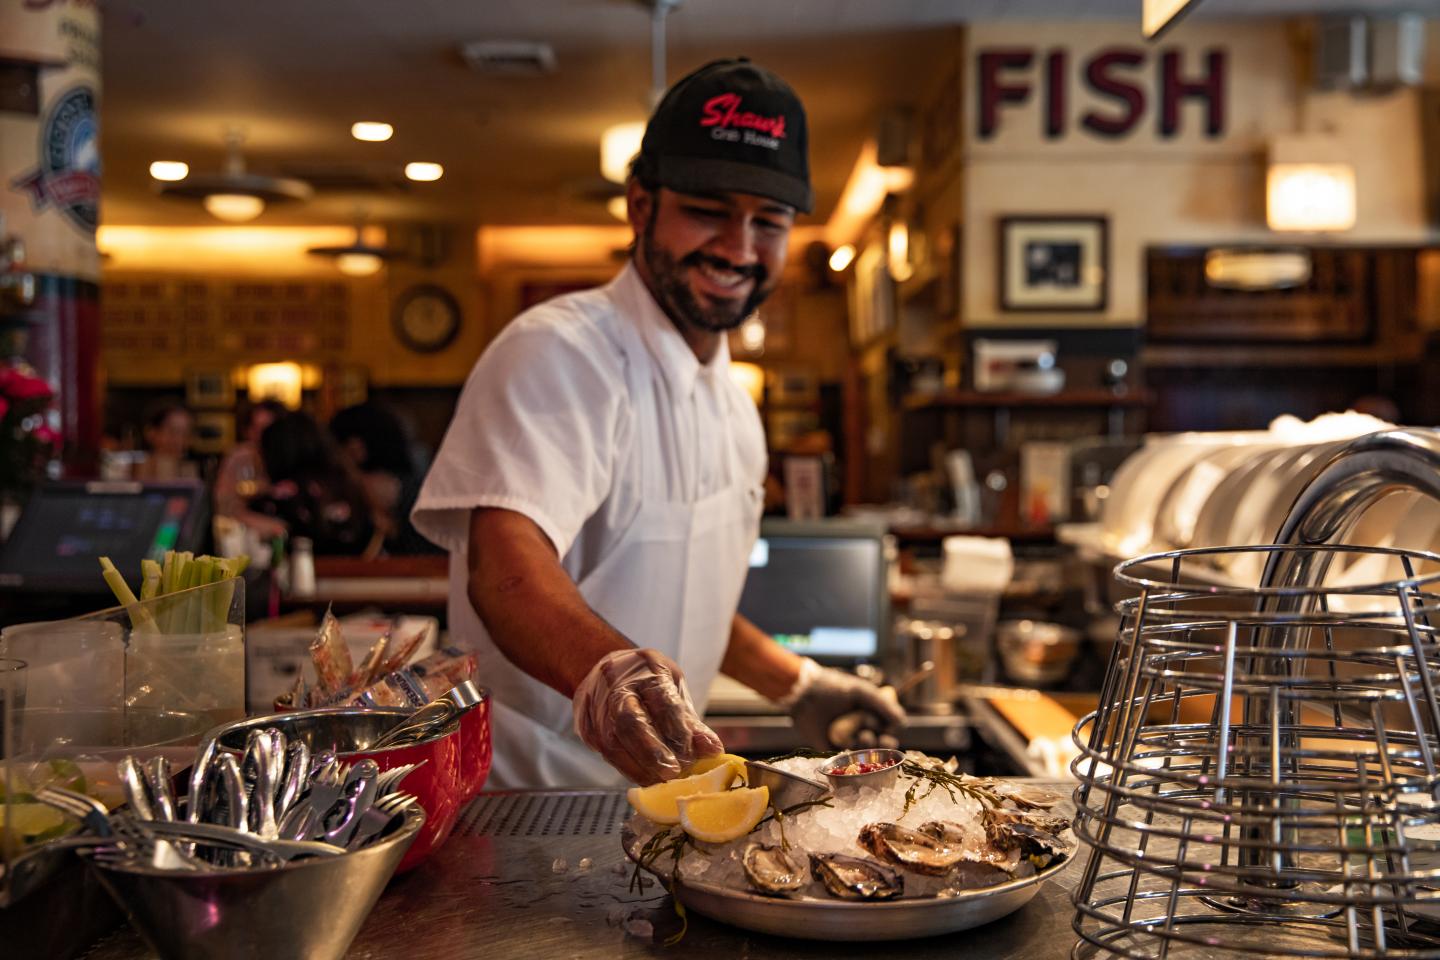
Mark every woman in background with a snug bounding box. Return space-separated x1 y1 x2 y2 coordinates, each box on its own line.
213 398 289 538
249 411 380 557
132 400 197 481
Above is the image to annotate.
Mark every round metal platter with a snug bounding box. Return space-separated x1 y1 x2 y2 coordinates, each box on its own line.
623 827 1071 942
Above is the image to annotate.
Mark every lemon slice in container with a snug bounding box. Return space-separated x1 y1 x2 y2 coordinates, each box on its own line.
676 785 770 843
627 763 737 825
687 752 749 785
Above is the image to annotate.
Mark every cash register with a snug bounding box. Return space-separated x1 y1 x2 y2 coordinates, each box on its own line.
706 518 890 713
0 480 209 615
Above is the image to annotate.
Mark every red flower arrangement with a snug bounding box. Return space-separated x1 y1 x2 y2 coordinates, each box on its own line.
0 364 61 497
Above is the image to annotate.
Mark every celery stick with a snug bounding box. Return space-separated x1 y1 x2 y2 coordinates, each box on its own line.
193 557 215 633
160 551 175 596
99 557 155 632
139 559 161 602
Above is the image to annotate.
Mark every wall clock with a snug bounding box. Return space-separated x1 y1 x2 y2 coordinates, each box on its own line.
393 284 461 353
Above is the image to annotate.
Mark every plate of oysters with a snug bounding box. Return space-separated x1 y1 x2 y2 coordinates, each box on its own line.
622 749 1072 941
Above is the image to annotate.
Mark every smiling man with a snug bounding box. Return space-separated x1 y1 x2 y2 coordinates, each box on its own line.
413 59 903 790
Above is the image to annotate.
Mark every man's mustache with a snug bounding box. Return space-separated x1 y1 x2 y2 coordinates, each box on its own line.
682 252 766 285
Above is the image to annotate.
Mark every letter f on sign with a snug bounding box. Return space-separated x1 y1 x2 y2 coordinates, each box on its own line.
977 50 1034 139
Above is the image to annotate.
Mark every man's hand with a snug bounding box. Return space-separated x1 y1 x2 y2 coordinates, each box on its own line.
781 658 907 750
573 648 725 785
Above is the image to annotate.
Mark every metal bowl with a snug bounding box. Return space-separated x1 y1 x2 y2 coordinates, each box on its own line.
743 761 829 809
817 748 905 791
996 620 1080 687
83 804 423 960
202 707 464 872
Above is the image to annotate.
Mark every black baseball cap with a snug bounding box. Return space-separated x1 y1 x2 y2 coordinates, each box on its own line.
639 58 812 214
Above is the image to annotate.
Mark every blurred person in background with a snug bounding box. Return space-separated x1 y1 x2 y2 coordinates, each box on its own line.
249 411 381 557
132 400 197 481
213 398 289 538
329 402 439 555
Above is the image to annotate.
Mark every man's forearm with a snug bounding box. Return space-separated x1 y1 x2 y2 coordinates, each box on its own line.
721 612 804 701
467 507 631 697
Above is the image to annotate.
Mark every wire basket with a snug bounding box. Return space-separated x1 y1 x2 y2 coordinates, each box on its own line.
1071 543 1440 960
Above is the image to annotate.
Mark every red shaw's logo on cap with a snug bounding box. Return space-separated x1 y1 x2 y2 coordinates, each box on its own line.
700 93 787 147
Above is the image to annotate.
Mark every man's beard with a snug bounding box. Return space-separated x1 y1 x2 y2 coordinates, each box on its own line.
641 212 774 335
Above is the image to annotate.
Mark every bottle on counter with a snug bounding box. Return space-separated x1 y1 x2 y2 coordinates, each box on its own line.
290 536 316 598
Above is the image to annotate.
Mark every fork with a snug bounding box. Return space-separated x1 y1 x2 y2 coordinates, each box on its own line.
35 786 114 837
278 758 348 842
345 793 418 850
373 761 425 798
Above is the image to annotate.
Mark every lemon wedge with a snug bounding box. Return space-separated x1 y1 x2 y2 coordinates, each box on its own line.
627 763 737 825
676 785 770 843
688 752 749 785
0 803 67 838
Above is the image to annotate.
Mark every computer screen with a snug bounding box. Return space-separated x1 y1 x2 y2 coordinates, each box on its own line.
736 519 888 663
0 481 209 592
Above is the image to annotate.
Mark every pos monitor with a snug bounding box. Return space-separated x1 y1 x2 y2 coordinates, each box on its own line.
0 480 210 593
736 518 890 666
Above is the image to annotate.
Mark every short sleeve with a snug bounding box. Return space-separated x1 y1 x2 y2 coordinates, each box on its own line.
411 309 626 557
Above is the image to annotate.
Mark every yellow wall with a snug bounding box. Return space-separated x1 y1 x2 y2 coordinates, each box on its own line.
98 225 485 387
961 20 1440 329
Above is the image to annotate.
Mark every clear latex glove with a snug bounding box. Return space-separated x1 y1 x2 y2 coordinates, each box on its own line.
572 648 725 785
779 657 908 751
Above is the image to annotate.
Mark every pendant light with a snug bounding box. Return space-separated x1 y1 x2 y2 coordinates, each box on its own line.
307 215 405 277
155 128 312 222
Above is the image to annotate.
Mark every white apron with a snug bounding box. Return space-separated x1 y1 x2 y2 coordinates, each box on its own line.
478 283 762 789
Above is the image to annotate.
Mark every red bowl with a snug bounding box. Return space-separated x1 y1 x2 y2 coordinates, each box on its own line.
202 707 467 872
455 693 492 801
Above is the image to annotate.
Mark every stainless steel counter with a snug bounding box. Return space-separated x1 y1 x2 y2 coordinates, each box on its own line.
81 784 1082 960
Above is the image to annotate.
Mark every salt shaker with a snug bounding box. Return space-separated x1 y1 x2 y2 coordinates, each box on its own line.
290 536 316 598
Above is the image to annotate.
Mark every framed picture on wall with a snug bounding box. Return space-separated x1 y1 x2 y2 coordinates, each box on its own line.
998 215 1109 312
185 368 235 409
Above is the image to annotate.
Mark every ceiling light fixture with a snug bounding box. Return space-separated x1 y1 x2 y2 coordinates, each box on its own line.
823 140 914 250
351 121 394 142
405 162 444 182
828 244 856 272
155 128 312 223
307 218 404 276
149 161 189 182
203 194 266 223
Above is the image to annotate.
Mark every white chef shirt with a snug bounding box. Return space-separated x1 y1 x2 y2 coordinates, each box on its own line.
412 262 767 785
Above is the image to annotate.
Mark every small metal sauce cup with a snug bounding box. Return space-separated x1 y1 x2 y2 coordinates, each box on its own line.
743 761 830 810
817 748 905 791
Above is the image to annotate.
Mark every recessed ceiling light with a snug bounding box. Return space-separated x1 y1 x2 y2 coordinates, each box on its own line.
351 122 394 142
404 162 443 182
149 161 189 181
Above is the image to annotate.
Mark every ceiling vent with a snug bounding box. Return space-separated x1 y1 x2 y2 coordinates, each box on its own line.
460 41 557 77
1313 14 1425 94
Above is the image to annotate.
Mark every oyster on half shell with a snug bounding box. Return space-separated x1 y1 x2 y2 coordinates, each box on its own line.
809 853 904 900
982 808 1072 867
742 843 807 896
858 822 966 876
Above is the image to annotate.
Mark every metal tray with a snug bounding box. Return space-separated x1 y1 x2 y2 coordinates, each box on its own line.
623 825 1071 942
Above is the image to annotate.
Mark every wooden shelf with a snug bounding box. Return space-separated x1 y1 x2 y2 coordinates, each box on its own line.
1143 344 1394 369
901 389 1151 411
